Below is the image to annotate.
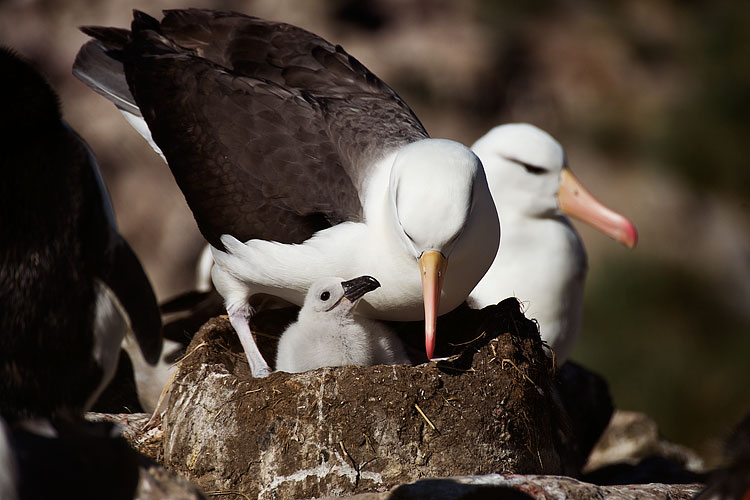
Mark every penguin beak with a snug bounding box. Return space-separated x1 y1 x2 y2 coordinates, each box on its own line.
341 275 381 303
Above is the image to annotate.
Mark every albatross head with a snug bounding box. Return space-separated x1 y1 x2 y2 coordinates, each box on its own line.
390 138 499 359
472 123 637 247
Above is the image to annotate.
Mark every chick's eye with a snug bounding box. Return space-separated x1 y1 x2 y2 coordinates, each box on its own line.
320 291 330 301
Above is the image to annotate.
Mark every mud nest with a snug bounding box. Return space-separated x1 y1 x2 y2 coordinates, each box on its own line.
161 298 567 499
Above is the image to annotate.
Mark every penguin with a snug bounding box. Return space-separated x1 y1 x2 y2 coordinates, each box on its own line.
0 48 162 420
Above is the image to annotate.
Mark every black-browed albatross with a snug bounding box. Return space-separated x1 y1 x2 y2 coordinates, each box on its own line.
74 9 500 377
467 123 637 364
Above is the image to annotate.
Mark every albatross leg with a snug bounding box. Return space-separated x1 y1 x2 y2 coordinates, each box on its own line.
210 251 272 378
210 230 363 377
227 303 271 378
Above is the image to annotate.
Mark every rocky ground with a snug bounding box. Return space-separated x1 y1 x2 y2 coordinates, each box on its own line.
89 300 716 499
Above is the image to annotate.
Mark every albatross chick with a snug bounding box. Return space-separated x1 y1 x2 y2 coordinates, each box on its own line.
276 276 409 373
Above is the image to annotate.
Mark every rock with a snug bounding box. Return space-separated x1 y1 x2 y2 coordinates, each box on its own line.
161 298 568 499
319 474 702 499
85 413 205 499
9 418 140 500
87 412 163 462
134 464 206 500
583 410 705 485
8 416 205 500
693 413 750 500
553 360 614 475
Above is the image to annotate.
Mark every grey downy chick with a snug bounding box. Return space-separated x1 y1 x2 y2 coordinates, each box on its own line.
275 276 410 373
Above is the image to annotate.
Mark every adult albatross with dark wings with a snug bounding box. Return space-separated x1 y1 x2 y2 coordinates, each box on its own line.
74 9 500 377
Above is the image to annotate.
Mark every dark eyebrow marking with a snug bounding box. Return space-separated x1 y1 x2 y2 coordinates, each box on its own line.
501 155 548 175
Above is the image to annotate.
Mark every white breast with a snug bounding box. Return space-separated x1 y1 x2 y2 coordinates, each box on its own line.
469 214 587 363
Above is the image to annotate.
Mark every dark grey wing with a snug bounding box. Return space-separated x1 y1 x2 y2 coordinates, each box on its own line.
127 47 358 247
76 28 352 247
156 8 429 190
74 9 428 247
157 9 416 107
73 29 140 116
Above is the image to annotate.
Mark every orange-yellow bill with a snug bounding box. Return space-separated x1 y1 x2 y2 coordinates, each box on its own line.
558 169 638 248
419 250 448 360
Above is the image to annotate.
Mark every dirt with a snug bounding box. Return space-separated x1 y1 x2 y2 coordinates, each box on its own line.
160 298 569 499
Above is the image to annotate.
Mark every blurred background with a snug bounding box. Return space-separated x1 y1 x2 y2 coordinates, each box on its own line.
1 0 747 464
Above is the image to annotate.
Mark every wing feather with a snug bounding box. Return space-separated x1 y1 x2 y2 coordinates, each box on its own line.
75 9 429 248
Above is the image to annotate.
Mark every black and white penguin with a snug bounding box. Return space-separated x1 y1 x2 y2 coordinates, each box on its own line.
0 48 162 420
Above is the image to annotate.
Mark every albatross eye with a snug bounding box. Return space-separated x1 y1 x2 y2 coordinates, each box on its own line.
320 291 330 301
520 161 547 175
501 155 548 175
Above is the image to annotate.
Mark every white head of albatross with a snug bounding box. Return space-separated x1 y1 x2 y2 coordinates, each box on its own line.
472 124 637 247
468 123 637 363
275 276 410 373
385 139 499 359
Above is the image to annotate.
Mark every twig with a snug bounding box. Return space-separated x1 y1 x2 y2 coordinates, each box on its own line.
500 359 534 384
447 330 487 347
213 388 264 413
435 364 476 373
174 340 210 365
339 441 357 470
206 491 252 500
501 359 544 395
251 329 280 340
414 403 439 434
550 348 557 372
146 368 178 427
